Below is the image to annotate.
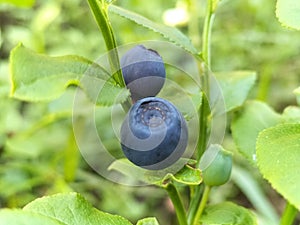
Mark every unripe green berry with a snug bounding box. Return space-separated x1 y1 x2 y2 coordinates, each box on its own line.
199 144 233 186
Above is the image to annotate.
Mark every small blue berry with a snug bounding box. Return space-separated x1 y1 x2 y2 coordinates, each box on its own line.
121 45 166 101
120 97 188 170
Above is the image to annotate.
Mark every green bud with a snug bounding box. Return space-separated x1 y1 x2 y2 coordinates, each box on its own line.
199 144 233 186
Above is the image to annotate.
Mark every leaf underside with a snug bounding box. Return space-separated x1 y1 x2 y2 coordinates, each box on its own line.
10 43 129 106
214 71 257 112
108 158 202 186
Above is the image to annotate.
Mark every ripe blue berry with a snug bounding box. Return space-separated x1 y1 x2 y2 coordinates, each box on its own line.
120 97 188 170
120 45 166 101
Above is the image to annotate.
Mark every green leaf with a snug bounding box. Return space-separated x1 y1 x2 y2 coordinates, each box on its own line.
231 101 282 164
136 217 160 225
171 164 202 186
24 192 133 225
282 106 300 123
200 202 257 225
10 43 129 106
108 5 198 55
294 87 300 105
0 209 65 225
108 158 201 186
276 0 300 30
0 0 35 7
257 123 300 210
214 71 257 112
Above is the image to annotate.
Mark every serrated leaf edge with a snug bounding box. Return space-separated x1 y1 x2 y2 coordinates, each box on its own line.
275 0 300 30
108 5 199 55
256 123 300 210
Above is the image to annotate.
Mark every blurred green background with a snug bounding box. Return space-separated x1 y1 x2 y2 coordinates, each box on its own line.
0 0 299 224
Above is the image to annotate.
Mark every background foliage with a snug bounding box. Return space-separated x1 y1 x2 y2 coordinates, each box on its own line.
0 0 299 224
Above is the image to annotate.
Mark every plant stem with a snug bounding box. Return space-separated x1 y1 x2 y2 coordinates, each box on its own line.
199 0 215 111
196 0 215 163
201 0 215 69
192 185 211 225
187 184 203 224
87 0 125 87
165 183 188 225
280 202 298 225
256 65 273 101
196 93 210 164
190 0 216 224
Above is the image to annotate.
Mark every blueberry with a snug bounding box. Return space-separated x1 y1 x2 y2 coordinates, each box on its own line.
120 97 188 170
120 45 166 101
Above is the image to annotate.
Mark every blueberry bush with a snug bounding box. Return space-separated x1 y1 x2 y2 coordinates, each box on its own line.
0 0 299 225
